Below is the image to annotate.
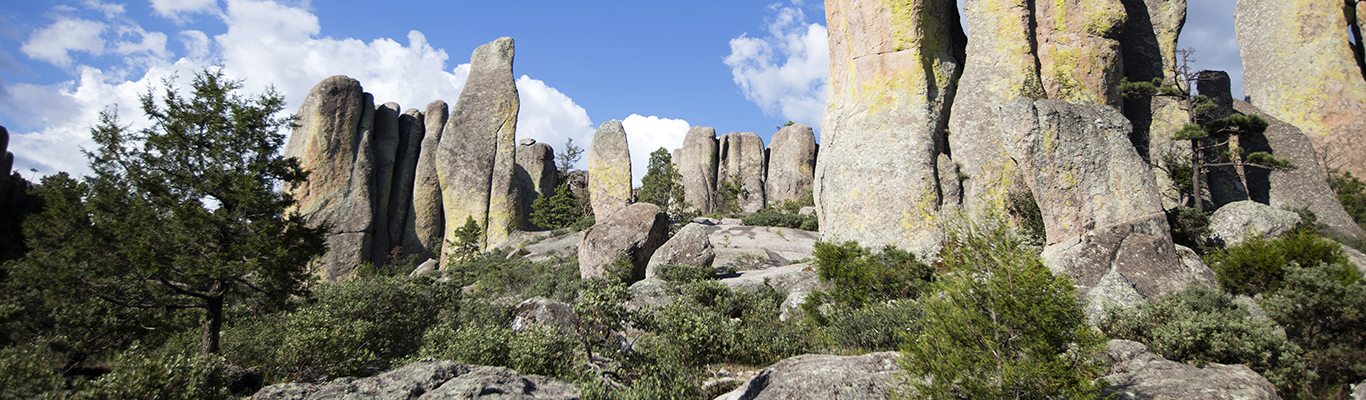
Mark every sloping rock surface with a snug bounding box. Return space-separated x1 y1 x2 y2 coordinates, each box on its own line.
250 360 578 400
645 223 715 279
714 352 902 400
1208 201 1301 247
1104 340 1282 400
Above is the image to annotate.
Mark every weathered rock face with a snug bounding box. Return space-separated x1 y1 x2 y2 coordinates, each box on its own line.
1120 0 1186 85
1104 340 1282 400
645 223 714 279
249 360 579 400
1209 201 1302 247
715 352 902 400
578 203 669 282
718 131 767 213
405 100 447 261
679 126 719 213
588 120 632 219
510 298 577 336
387 108 423 258
371 102 402 264
816 0 965 259
438 37 519 266
515 140 557 229
282 76 376 281
1035 0 1127 105
764 124 816 206
1237 0 1366 179
1002 98 1215 311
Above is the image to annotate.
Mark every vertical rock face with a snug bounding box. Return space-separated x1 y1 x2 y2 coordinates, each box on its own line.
679 126 719 213
1237 0 1366 178
388 108 423 257
1120 0 1186 84
765 123 817 206
370 102 402 263
438 37 519 265
405 100 447 261
282 75 376 281
1034 0 1127 106
0 125 10 201
718 131 767 213
515 139 557 228
816 0 966 258
589 120 632 219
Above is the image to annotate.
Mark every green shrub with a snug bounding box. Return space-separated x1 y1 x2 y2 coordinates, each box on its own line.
1327 168 1366 231
741 209 817 231
417 323 575 378
1206 228 1347 296
0 341 66 399
570 216 596 232
1100 285 1307 391
1006 189 1045 243
442 250 580 303
651 280 809 366
805 241 932 315
820 300 921 351
1261 264 1366 398
531 183 585 230
446 216 483 264
654 263 715 284
1167 206 1211 250
77 345 236 400
574 278 631 362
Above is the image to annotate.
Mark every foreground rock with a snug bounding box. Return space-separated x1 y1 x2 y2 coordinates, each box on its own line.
815 0 965 259
1208 201 1301 247
588 120 631 219
1104 340 1282 400
679 126 720 213
718 131 767 213
719 263 820 321
764 124 816 206
578 203 668 282
645 223 715 279
250 360 578 400
703 221 818 269
714 352 902 400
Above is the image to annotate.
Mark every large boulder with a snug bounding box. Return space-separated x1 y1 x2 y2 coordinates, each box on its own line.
815 0 965 259
1103 340 1282 400
764 124 816 206
679 126 720 213
588 120 632 219
645 223 715 279
438 37 520 266
1001 98 1215 312
714 352 902 400
387 108 423 260
510 298 577 336
404 100 448 261
1208 201 1302 247
1034 0 1127 106
718 131 767 213
282 76 376 281
1237 0 1366 179
515 140 557 229
704 221 819 269
578 203 669 282
249 360 578 400
370 102 402 263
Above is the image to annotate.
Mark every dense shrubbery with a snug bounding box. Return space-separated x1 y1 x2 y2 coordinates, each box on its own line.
1328 168 1366 231
1205 228 1347 295
1262 264 1366 398
741 209 817 231
531 183 586 230
804 241 933 313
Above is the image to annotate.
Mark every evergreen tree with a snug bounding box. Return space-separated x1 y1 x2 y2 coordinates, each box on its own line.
555 137 584 177
529 182 581 229
636 147 686 215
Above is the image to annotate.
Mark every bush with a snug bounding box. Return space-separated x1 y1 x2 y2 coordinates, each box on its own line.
1167 206 1211 250
1100 286 1307 391
531 183 586 230
1261 264 1366 398
443 250 580 303
741 209 817 231
417 323 576 378
0 341 66 399
805 242 932 315
1327 168 1366 231
77 345 237 400
654 263 715 284
1205 228 1347 296
1006 189 1045 243
820 300 921 351
650 280 810 366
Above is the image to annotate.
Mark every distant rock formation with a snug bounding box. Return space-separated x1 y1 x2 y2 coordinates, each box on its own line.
588 120 632 219
679 126 719 213
515 139 557 229
1119 0 1189 210
370 102 402 264
1035 0 1126 105
718 131 766 213
764 123 816 206
387 108 423 259
815 0 965 259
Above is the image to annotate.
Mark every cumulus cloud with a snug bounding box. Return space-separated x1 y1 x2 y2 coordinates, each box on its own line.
1182 0 1244 98
21 18 107 66
151 0 222 22
724 3 828 131
621 114 691 186
516 76 595 171
179 30 210 59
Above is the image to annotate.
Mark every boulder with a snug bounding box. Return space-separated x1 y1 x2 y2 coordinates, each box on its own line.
519 230 584 263
1035 0 1127 105
564 170 589 204
578 203 669 282
1208 201 1302 247
626 277 671 312
282 76 376 281
409 258 438 277
1356 378 1366 400
387 108 423 259
249 360 578 400
405 100 448 261
764 124 816 206
704 221 818 270
645 223 715 279
679 126 720 213
718 131 767 213
719 263 821 321
1237 0 1366 179
714 352 902 400
510 298 577 336
1103 340 1282 400
588 120 632 219
371 102 402 264
816 0 965 259
438 37 520 266
515 140 557 229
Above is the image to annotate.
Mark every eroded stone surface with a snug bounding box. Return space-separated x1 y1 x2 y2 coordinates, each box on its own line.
765 123 816 206
589 120 632 219
578 203 668 282
718 131 767 213
405 100 448 261
680 126 719 213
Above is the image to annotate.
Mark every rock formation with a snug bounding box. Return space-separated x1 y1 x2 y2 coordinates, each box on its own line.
249 360 579 400
370 102 402 263
515 139 557 229
718 131 767 213
0 125 10 201
645 222 714 279
1104 340 1282 400
588 120 632 219
714 352 902 400
1208 201 1301 247
282 76 376 281
405 100 447 261
764 123 816 206
387 108 423 258
510 297 577 336
437 37 519 265
1034 0 1127 105
1118 0 1188 209
816 0 965 258
679 126 719 213
578 203 668 282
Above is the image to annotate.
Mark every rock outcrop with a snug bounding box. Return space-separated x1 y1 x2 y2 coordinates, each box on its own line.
1104 340 1282 400
588 120 632 219
645 223 715 279
1119 0 1188 209
680 126 720 213
764 123 816 206
1208 201 1302 247
1035 0 1127 105
515 139 557 229
438 37 520 266
405 100 448 261
250 360 578 400
816 0 966 259
578 203 668 282
387 108 423 258
1237 0 1366 179
371 102 402 263
714 352 902 400
718 131 767 213
510 298 577 336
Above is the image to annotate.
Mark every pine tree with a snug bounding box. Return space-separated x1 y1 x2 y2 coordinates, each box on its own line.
636 147 687 215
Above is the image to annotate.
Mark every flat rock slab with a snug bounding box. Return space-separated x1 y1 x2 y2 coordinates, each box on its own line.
703 221 819 269
1104 340 1281 400
715 352 903 400
250 360 578 400
519 230 585 263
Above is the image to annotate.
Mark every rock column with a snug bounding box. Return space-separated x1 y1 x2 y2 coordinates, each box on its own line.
679 126 719 213
765 123 817 206
718 131 767 213
589 120 632 219
405 100 447 261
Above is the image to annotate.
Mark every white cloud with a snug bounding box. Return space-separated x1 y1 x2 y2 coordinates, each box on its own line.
1182 0 1244 98
179 30 210 58
516 75 595 171
621 114 691 186
724 3 828 131
151 0 221 22
21 18 107 66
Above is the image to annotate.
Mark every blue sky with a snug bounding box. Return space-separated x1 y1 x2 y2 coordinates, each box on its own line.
0 0 1240 183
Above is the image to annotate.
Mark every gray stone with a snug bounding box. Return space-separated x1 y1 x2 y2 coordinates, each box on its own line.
1035 0 1126 106
1104 340 1282 400
1208 201 1302 247
714 352 902 400
371 102 402 264
578 203 669 282
937 153 961 210
516 141 557 229
283 76 376 281
718 131 767 213
519 138 536 146
510 298 577 336
764 124 816 206
816 0 965 259
1120 0 1187 85
387 108 423 257
797 207 815 216
719 263 821 320
405 100 448 261
645 223 714 279
705 222 819 270
439 37 520 266
588 120 632 219
250 360 578 400
679 126 719 213
519 230 584 263
1354 378 1366 400
627 277 670 312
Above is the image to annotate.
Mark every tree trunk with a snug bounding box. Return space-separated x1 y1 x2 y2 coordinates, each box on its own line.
201 285 224 356
1191 140 1204 212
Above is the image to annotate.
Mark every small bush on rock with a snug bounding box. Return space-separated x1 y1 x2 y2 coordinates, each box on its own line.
741 209 817 231
1206 228 1346 296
